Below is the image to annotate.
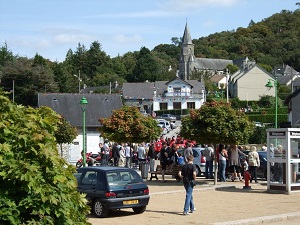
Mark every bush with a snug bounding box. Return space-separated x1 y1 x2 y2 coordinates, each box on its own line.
0 94 90 225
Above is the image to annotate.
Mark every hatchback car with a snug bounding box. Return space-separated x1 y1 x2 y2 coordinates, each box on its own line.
178 146 205 176
74 166 150 218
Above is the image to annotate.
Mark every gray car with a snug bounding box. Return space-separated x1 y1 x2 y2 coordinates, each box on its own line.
178 146 205 176
159 114 177 121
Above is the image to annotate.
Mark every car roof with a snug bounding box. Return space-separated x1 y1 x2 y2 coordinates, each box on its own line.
76 166 132 172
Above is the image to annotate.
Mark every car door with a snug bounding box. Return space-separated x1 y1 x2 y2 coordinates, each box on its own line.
257 152 267 178
77 170 106 202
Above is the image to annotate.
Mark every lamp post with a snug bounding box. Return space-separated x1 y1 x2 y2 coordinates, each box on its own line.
265 78 278 128
74 70 82 93
226 69 229 103
80 97 88 167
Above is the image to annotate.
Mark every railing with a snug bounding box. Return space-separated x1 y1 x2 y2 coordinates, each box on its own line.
163 92 190 97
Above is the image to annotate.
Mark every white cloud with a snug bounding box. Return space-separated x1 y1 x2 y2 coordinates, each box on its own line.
54 34 95 44
112 34 143 44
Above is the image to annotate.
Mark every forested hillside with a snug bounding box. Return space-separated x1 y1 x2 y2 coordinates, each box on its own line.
190 9 300 72
0 9 300 106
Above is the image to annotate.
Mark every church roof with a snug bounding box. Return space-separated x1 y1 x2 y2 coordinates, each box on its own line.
182 23 193 45
195 58 233 71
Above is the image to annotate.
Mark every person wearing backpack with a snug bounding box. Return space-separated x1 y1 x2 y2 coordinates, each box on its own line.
248 146 260 183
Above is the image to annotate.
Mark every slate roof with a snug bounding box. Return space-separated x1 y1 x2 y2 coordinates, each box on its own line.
122 79 205 99
37 93 123 127
195 58 233 71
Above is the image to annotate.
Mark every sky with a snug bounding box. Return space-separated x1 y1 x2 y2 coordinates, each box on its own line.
0 0 298 62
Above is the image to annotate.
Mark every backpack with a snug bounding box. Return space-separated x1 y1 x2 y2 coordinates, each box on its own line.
248 153 255 165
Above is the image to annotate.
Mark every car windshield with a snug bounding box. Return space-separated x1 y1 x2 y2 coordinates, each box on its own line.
106 170 143 186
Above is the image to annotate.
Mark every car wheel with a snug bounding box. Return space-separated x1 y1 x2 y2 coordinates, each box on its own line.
132 206 146 214
92 199 108 218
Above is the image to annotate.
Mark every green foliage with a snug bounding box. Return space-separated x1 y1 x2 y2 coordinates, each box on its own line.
99 106 161 143
226 64 239 74
248 126 267 144
1 57 57 106
180 100 254 144
0 93 90 224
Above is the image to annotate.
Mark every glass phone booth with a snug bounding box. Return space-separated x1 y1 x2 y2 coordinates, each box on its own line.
267 128 300 194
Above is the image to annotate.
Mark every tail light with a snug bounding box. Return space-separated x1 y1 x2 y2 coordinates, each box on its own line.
201 155 206 163
144 188 149 195
105 191 117 198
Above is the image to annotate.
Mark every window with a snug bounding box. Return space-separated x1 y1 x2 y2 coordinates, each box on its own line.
106 171 143 186
173 87 181 96
187 102 195 109
173 102 181 109
81 171 97 185
160 103 167 110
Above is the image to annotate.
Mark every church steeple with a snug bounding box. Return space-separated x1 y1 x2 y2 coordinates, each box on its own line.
182 22 193 45
178 22 195 80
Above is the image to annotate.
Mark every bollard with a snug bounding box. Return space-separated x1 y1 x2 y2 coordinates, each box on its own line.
243 170 251 189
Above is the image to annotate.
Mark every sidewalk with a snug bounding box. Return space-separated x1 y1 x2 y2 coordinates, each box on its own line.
88 171 300 225
146 174 300 224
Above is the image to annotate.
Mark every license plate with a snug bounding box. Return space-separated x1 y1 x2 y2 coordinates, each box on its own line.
123 200 138 205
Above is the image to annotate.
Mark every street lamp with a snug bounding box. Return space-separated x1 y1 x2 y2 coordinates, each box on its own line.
74 70 82 93
225 68 230 103
80 96 88 167
265 78 278 128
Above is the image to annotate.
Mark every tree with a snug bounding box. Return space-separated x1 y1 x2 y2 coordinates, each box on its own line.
180 100 254 145
99 106 162 143
130 47 159 82
0 42 16 66
54 114 78 157
0 93 90 224
1 57 57 106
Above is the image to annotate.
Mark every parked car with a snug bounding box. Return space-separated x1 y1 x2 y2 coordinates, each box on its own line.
157 124 168 135
170 120 177 129
239 150 274 180
74 166 150 218
257 151 274 180
140 110 149 116
158 114 177 121
156 119 171 132
254 122 264 127
178 146 205 177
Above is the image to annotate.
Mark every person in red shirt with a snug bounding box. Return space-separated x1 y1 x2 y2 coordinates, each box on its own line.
154 139 162 153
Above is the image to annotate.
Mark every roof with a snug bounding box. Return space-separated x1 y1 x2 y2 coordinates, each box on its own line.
77 166 131 172
284 88 300 106
210 74 226 83
38 93 123 127
182 22 193 45
195 58 233 71
122 79 205 99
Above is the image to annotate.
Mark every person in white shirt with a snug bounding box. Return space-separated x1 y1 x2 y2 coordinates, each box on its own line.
124 143 132 168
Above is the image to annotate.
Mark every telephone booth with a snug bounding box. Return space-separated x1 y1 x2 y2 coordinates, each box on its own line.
267 128 300 194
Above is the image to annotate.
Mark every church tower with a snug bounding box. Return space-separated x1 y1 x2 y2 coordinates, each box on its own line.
178 22 195 80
